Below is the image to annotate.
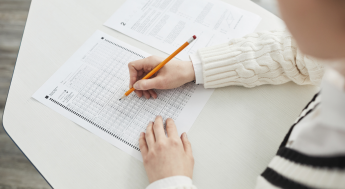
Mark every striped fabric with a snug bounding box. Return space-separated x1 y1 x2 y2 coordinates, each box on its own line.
258 92 345 189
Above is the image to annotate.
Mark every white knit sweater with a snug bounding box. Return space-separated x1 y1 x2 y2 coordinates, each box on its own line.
146 31 345 189
193 30 324 88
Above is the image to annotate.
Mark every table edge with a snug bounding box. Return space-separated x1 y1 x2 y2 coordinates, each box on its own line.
1 1 54 188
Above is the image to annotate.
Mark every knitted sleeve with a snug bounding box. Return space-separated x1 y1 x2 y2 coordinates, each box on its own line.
197 30 325 88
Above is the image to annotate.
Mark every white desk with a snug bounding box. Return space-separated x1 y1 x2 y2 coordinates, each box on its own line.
3 0 319 188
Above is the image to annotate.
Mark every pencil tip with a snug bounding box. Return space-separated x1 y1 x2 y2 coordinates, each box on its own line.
119 95 126 101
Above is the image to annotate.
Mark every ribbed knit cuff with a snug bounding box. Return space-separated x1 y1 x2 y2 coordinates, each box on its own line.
190 53 204 84
146 176 195 189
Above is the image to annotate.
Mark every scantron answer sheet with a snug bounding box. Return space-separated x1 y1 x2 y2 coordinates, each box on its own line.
32 31 214 161
104 0 261 60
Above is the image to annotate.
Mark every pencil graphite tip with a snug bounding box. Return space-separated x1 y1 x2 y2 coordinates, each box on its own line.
119 95 126 101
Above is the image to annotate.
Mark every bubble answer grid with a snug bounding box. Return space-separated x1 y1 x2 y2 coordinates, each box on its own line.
45 35 197 151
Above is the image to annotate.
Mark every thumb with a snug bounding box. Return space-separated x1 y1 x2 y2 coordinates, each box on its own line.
181 133 193 156
133 79 159 90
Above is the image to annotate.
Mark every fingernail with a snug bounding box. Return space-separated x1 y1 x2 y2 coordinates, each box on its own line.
183 133 188 139
149 121 153 125
134 82 139 89
129 84 133 88
140 132 144 137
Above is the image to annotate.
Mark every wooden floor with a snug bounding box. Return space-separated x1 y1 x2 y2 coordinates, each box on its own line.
0 0 278 188
0 0 51 188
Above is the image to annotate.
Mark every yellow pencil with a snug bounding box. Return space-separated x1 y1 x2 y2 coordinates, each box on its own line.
120 35 197 100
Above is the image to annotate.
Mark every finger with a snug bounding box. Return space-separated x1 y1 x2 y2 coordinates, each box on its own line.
133 78 161 90
128 56 162 87
143 90 151 99
148 89 157 99
145 122 155 149
130 70 144 89
137 70 144 78
135 90 143 98
130 56 161 72
181 133 193 156
166 118 178 138
139 132 148 155
128 60 152 88
128 61 140 89
153 116 166 141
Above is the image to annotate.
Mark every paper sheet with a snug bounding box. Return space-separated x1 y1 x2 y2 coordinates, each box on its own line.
104 0 261 60
32 31 214 161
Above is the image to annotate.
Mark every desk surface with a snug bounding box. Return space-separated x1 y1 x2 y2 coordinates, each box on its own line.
3 0 319 188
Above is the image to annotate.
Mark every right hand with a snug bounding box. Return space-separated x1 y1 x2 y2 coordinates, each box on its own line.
128 56 195 99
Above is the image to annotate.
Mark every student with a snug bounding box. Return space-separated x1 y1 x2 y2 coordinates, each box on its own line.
128 0 345 188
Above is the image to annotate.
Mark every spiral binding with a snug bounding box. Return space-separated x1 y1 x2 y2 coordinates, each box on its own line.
104 39 145 59
49 98 140 151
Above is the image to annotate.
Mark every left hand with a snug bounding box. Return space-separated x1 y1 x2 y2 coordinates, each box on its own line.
139 116 194 183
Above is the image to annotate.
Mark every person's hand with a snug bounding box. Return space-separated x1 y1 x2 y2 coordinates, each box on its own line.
128 56 195 99
139 116 194 183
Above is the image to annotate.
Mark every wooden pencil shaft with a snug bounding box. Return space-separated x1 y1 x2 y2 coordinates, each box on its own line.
125 87 135 96
142 41 189 80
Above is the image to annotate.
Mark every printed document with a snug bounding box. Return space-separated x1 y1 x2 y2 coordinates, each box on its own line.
32 31 214 161
104 0 261 60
